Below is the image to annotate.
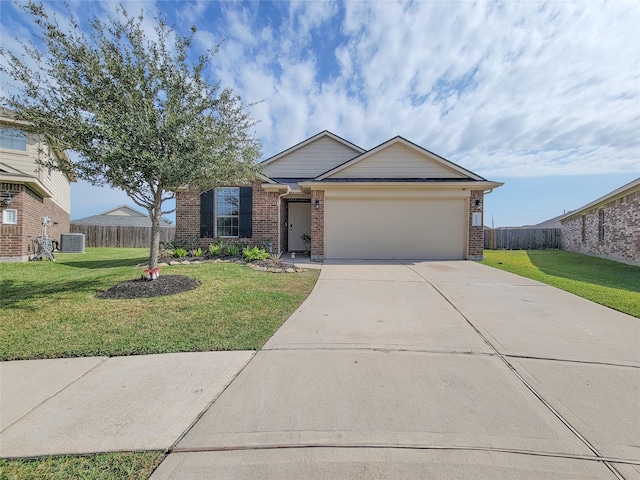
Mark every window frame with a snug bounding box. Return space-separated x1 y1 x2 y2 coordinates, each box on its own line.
2 208 18 225
0 127 27 152
598 209 605 243
215 187 240 238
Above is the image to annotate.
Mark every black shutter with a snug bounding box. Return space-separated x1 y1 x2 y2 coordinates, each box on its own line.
200 189 214 238
238 187 253 238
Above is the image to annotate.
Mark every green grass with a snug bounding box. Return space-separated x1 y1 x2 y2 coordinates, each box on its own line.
0 248 319 361
0 452 164 480
481 250 640 318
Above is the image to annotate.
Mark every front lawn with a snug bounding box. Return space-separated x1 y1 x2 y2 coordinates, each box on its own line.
0 248 319 361
481 250 640 318
0 452 164 480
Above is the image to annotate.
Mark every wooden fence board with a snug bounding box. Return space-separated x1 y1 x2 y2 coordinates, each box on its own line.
484 228 561 250
70 225 175 248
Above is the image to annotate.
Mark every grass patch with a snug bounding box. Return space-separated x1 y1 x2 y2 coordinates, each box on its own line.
0 452 164 480
0 248 319 361
481 250 640 318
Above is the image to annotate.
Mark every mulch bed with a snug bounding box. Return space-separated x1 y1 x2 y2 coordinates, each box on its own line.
96 275 201 299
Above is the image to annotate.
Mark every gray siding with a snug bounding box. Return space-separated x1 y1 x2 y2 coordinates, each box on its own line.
262 136 360 178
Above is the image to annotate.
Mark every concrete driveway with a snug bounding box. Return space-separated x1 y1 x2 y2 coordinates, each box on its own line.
154 260 640 479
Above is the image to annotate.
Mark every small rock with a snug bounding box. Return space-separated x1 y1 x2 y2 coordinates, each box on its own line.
169 261 181 266
267 267 277 273
181 261 190 265
258 266 268 272
214 258 222 263
295 268 304 273
192 261 201 264
158 262 169 267
285 268 295 273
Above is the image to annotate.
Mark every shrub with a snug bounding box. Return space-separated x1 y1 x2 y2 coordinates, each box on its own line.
209 244 222 256
174 247 188 258
226 244 241 256
270 251 283 263
300 233 311 252
193 247 203 257
243 246 269 262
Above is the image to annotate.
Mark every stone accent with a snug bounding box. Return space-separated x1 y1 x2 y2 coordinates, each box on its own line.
468 190 485 260
310 189 324 260
561 189 639 265
0 183 70 261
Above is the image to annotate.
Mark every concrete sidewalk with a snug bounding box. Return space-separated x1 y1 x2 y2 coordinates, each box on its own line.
0 351 254 457
155 260 639 479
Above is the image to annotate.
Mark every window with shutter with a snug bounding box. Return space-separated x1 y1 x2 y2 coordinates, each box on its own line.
215 187 239 237
200 190 214 237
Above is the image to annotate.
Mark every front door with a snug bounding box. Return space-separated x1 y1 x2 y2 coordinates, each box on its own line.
288 203 311 251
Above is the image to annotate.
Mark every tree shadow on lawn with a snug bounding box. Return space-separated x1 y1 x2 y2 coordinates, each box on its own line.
56 256 148 270
526 250 640 294
1 277 114 309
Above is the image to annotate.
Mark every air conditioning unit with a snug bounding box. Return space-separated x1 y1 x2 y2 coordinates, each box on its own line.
60 233 85 253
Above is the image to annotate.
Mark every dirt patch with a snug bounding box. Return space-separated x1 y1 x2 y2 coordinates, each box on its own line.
97 275 201 299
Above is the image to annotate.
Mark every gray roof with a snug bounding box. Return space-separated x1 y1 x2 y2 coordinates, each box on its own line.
71 205 173 227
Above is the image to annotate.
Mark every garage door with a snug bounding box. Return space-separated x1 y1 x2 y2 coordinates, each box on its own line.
325 197 466 259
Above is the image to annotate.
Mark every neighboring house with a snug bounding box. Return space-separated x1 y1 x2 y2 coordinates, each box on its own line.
72 205 173 228
559 178 640 265
0 109 74 262
71 205 174 248
176 131 503 260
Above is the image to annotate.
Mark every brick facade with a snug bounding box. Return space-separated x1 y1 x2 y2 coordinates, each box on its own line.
561 189 639 265
174 189 200 243
468 190 485 260
175 181 280 250
0 183 70 261
176 184 489 260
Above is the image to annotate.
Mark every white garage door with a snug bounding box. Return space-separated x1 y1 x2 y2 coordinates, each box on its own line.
325 197 466 259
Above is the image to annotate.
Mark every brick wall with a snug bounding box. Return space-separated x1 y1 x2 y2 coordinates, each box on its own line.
468 190 485 259
1 183 70 261
174 189 200 243
175 181 280 249
310 189 324 260
561 189 639 265
251 181 280 248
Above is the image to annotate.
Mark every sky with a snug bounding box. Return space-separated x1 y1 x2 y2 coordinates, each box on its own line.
1 0 638 227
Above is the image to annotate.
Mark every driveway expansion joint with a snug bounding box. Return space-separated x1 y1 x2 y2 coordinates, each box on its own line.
504 354 640 369
167 352 257 453
171 443 639 466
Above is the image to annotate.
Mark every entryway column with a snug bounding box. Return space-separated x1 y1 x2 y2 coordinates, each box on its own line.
310 189 324 261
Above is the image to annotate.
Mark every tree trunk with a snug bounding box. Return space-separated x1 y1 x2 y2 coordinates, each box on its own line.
148 207 161 271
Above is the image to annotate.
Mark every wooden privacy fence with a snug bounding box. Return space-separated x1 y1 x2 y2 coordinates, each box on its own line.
484 228 561 250
70 225 175 248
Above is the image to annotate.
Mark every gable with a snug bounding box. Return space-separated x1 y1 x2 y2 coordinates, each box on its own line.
103 205 145 217
261 134 362 179
316 137 484 181
327 143 467 179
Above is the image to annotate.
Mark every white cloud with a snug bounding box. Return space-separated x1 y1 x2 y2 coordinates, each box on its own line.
3 0 638 179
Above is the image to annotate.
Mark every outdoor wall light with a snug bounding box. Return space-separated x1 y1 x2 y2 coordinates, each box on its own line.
475 199 482 208
1 193 14 207
314 199 320 209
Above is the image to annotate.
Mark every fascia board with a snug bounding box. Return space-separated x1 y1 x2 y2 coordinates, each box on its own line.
300 180 503 191
558 177 640 222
